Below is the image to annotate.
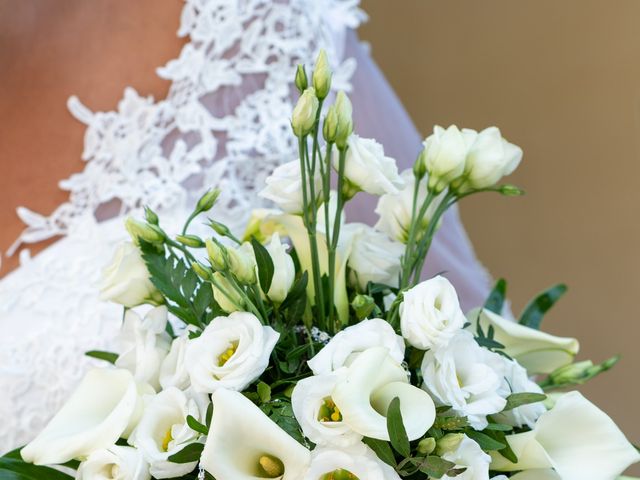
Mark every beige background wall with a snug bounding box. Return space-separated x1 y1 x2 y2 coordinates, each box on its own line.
360 0 639 473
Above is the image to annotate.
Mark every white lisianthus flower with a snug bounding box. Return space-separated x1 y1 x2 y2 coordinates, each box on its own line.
304 443 401 480
493 358 546 429
76 446 150 480
400 275 466 351
21 368 145 465
264 232 295 303
201 388 311 479
421 331 506 429
129 387 209 479
100 241 163 307
374 169 443 243
185 311 279 393
490 391 640 479
338 135 405 196
422 125 471 193
291 369 362 447
343 223 403 290
259 160 321 214
333 346 436 441
467 308 579 374
456 126 522 192
307 318 404 375
116 306 171 390
159 331 191 391
439 435 491 480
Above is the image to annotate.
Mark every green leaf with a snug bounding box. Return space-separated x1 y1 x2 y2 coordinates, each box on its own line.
433 416 468 430
85 350 118 364
386 397 410 457
167 442 204 463
205 402 213 428
257 381 272 403
0 457 73 480
519 284 567 330
464 430 506 451
362 437 396 467
483 422 513 431
186 415 209 435
416 456 457 478
503 392 547 411
251 238 275 294
280 272 308 311
484 278 507 314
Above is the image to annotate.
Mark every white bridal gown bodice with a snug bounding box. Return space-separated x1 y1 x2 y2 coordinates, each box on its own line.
0 0 492 452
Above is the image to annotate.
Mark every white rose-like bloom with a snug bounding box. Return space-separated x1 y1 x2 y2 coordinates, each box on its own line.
307 318 404 375
21 368 144 465
202 388 311 479
338 135 404 196
159 331 191 391
441 436 491 480
493 358 546 429
116 306 171 391
264 232 295 303
467 308 579 374
333 346 436 441
459 126 522 191
374 169 443 243
100 241 163 307
304 443 401 480
129 387 209 479
344 223 404 291
76 446 150 480
421 331 506 429
490 391 640 479
291 369 362 447
422 125 471 193
259 159 321 214
400 275 466 351
185 311 279 393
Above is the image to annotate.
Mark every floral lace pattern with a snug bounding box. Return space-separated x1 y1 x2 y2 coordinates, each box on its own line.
0 0 365 450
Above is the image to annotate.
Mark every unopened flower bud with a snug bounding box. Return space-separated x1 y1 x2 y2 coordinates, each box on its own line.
417 437 437 455
334 91 353 150
550 360 593 385
295 64 308 93
125 217 164 244
211 272 243 312
292 88 319 137
499 184 525 196
192 262 212 280
312 49 332 100
227 244 257 284
206 238 228 270
144 206 159 225
197 188 221 213
176 234 204 248
413 149 428 180
323 105 338 143
435 433 465 456
351 294 376 320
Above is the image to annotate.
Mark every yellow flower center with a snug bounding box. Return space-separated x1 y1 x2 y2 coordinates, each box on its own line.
218 341 239 366
321 469 360 480
161 428 173 452
317 397 342 422
258 454 285 478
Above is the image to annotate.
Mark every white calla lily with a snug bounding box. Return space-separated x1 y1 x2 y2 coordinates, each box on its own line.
509 471 561 480
76 445 150 480
304 443 401 480
201 388 311 479
21 368 145 465
467 308 579 374
332 347 435 441
490 391 640 479
307 318 405 375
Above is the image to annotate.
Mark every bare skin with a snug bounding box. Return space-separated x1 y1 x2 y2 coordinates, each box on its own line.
0 0 185 275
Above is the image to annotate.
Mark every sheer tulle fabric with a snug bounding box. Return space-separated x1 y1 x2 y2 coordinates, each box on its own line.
0 1 491 452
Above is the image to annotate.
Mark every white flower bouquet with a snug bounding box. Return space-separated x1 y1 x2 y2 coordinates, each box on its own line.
5 51 639 480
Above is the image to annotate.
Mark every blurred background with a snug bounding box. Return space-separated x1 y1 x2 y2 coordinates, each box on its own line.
361 0 639 473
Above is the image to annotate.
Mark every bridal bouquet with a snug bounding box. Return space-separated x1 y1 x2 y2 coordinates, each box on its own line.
5 52 639 480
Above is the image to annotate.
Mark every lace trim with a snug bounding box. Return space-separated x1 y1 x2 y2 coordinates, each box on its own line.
7 0 366 257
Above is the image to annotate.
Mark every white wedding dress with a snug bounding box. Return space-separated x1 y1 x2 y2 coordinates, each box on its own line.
0 0 492 452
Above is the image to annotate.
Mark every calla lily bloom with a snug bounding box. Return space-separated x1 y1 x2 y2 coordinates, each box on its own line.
21 368 145 465
490 391 640 479
467 308 579 374
201 388 311 479
332 347 436 441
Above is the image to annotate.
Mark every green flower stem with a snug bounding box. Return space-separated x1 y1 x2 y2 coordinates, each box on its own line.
181 210 200 236
400 186 434 289
328 147 348 331
222 272 264 321
323 142 334 239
